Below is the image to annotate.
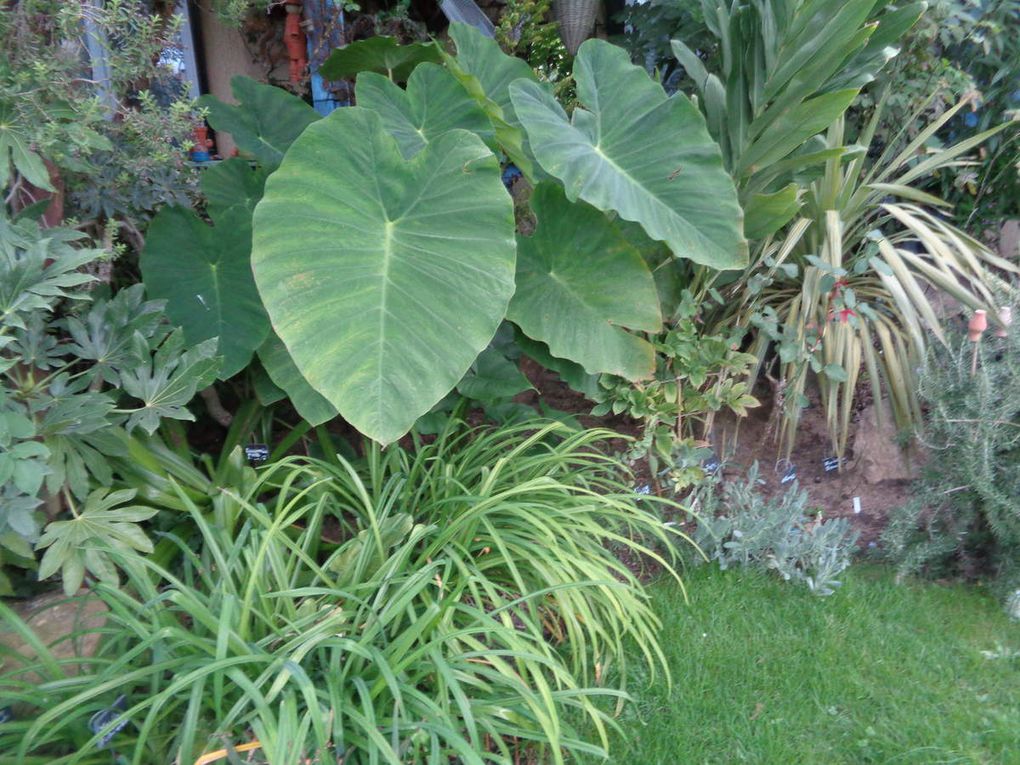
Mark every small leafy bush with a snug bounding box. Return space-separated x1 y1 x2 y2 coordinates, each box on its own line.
883 308 1020 603
691 463 858 596
2 420 685 764
0 212 218 594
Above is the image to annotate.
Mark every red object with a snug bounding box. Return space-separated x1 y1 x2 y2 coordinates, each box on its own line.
285 3 308 84
191 125 214 155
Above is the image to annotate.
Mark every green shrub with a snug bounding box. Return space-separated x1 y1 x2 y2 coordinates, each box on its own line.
883 306 1020 604
0 212 219 595
2 420 685 764
690 463 858 596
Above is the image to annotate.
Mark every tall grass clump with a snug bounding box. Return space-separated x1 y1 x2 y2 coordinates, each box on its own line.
1 420 685 764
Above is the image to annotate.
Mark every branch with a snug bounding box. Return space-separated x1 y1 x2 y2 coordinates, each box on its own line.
200 386 234 427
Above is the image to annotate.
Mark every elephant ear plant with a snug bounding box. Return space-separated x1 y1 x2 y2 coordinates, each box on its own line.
142 24 748 445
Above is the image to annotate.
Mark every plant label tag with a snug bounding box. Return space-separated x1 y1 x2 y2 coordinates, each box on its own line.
89 695 128 748
853 496 862 514
634 484 651 495
822 457 843 472
244 444 270 464
780 465 797 484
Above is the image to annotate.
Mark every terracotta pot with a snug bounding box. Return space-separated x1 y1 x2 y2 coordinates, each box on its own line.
285 2 308 84
968 309 987 342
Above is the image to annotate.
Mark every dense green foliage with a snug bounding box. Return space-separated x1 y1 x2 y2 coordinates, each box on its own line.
0 213 218 594
0 1 199 232
2 420 684 764
145 24 749 445
667 0 1015 458
578 567 1020 763
884 304 1020 600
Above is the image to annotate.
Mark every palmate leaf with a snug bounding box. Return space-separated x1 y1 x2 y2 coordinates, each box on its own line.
0 216 101 329
119 331 220 434
508 184 662 380
355 64 493 159
319 36 443 82
252 107 516 444
199 77 320 170
36 488 157 596
141 203 269 379
509 40 747 270
63 284 165 386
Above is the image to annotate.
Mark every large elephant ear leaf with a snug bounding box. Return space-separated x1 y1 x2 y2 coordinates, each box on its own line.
443 22 541 177
508 184 661 381
509 39 748 270
251 107 516 444
200 157 268 214
320 36 442 82
447 23 536 123
354 63 493 159
140 204 270 379
257 333 337 426
199 76 320 170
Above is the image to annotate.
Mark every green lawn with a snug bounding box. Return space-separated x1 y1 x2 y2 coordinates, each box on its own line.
587 566 1020 765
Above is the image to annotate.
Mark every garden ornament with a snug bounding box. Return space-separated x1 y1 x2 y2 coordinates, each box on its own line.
968 309 987 376
285 2 309 84
190 125 214 161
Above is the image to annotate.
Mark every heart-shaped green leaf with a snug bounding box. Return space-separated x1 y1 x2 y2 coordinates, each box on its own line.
200 76 320 170
252 107 516 443
509 39 747 270
141 203 269 379
320 37 442 82
201 157 268 213
256 333 336 426
509 184 661 380
444 23 541 177
355 63 493 159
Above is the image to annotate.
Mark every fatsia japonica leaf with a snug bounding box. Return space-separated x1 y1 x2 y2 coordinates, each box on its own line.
141 203 269 379
509 39 748 269
0 216 100 330
199 76 320 170
36 488 158 596
119 331 220 434
252 107 516 444
355 63 493 159
508 184 662 380
63 284 165 386
319 36 443 82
